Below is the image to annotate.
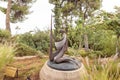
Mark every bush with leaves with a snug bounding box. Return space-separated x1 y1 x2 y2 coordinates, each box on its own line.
16 32 35 48
68 25 84 49
32 30 49 53
67 23 116 57
88 27 116 57
0 29 11 43
16 30 49 53
77 49 101 58
66 47 78 56
14 43 43 57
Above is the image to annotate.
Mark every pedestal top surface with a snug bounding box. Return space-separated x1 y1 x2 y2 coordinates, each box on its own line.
47 59 81 71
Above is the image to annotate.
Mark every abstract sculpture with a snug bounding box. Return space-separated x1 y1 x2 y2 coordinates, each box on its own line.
40 16 87 80
47 15 81 70
49 28 68 63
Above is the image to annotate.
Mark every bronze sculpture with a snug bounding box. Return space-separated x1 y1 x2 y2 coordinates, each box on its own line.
48 16 81 70
49 27 67 63
40 16 86 80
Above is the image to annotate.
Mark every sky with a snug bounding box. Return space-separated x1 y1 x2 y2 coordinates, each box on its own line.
0 0 120 35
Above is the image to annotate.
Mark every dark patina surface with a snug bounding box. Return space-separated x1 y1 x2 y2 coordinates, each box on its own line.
47 57 81 71
48 16 81 71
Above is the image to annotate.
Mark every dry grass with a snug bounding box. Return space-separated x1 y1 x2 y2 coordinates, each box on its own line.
80 57 120 80
0 56 48 80
1 55 120 80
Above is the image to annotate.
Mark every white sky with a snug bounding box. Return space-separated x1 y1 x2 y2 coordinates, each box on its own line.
0 0 120 35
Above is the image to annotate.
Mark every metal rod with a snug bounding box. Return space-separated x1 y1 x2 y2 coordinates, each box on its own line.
49 14 53 61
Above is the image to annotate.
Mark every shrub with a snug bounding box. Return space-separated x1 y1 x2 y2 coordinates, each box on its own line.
32 30 49 53
87 50 103 58
77 48 103 58
14 43 43 57
66 48 88 57
0 29 11 43
77 48 89 57
66 47 78 56
16 32 35 48
0 44 14 70
89 30 116 57
16 30 49 53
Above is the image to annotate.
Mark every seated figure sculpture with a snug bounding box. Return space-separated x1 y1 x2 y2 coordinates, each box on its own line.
48 26 81 70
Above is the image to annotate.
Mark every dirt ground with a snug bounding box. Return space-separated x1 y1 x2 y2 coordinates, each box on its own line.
0 56 48 80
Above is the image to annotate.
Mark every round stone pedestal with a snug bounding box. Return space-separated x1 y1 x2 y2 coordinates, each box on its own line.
40 61 87 80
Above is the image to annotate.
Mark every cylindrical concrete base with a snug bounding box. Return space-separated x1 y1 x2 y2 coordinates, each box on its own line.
40 61 87 80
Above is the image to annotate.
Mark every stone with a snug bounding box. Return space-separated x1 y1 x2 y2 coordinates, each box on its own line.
40 61 88 80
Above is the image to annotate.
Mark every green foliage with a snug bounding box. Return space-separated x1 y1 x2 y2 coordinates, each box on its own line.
0 29 11 42
67 23 116 57
0 44 14 70
106 20 120 35
33 30 49 53
17 32 35 48
16 30 49 53
68 24 84 49
11 3 30 23
0 0 35 23
68 27 78 48
77 49 89 57
0 6 6 14
14 43 42 57
61 2 75 16
88 28 116 57
49 0 102 51
75 48 103 58
66 47 78 56
52 0 62 38
88 50 103 58
66 47 103 58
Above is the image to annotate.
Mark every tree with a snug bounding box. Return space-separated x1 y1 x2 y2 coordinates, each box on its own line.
0 0 35 33
77 0 101 51
49 0 62 41
6 0 12 32
100 6 120 59
49 0 102 51
107 19 120 59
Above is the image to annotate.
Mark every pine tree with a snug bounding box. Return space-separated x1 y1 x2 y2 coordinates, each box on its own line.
0 0 35 33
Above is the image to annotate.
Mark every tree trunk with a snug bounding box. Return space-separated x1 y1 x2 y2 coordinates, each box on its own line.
84 34 89 51
82 8 89 51
82 20 89 51
78 41 82 49
114 35 120 60
6 0 12 33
